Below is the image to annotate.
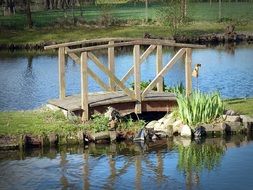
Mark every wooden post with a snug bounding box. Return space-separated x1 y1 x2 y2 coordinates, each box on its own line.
134 45 141 113
185 48 192 97
156 45 163 92
81 52 89 121
58 47 66 99
108 41 115 91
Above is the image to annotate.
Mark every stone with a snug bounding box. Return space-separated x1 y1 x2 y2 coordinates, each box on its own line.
154 121 162 131
224 109 237 116
180 125 192 137
240 115 253 131
104 107 121 121
90 131 110 141
48 133 58 146
223 115 241 122
109 131 117 142
145 120 157 130
133 128 147 141
173 120 183 134
193 126 206 137
225 122 245 134
0 135 23 150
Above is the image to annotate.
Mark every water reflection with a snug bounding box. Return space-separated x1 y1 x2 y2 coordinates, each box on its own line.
0 44 253 110
1 136 253 189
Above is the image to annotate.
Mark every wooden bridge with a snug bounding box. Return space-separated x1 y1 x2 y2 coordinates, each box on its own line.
44 38 205 121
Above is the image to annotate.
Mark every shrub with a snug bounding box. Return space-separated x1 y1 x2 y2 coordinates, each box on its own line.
176 91 224 127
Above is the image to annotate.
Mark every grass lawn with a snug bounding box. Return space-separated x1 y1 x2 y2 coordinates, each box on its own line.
224 98 253 117
0 2 252 45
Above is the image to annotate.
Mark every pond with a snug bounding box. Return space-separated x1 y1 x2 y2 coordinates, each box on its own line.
0 135 253 190
0 43 253 111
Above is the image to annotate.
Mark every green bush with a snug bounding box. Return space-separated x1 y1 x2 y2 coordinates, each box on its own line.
176 91 224 127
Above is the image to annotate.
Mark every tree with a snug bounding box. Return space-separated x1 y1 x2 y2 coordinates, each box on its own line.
24 0 33 28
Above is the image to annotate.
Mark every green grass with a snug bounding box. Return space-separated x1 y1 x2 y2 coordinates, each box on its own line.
0 108 82 135
1 2 252 29
225 98 253 117
0 107 144 135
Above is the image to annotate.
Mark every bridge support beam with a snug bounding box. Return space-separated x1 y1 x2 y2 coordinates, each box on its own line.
134 45 141 114
108 41 116 91
185 48 192 96
156 45 163 92
58 47 66 99
81 52 89 121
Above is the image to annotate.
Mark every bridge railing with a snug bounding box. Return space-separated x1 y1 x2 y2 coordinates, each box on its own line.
45 38 205 121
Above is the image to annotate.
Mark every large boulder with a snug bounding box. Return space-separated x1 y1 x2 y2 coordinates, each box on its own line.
180 125 192 137
173 120 183 134
223 115 241 122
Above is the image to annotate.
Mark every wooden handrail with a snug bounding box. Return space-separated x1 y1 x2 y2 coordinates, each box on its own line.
66 40 205 53
44 38 151 50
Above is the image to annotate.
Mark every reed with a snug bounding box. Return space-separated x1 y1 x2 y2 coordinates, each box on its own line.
176 91 224 127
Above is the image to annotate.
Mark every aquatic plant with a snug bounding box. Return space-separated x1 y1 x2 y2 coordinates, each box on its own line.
85 113 110 133
177 142 225 172
176 91 224 127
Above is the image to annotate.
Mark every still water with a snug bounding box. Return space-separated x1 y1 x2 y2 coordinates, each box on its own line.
0 135 253 190
0 43 253 111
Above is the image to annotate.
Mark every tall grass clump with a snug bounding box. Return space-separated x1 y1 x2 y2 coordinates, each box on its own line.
176 91 224 127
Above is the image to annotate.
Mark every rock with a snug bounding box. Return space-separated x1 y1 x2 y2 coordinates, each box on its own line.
90 131 110 141
240 115 253 131
134 128 147 141
145 120 157 130
173 120 183 134
109 131 117 142
104 106 121 121
108 120 118 131
180 125 192 137
225 122 245 134
155 131 167 139
223 115 241 122
193 126 206 137
224 109 237 116
25 135 43 147
154 121 162 131
0 135 23 150
48 133 58 146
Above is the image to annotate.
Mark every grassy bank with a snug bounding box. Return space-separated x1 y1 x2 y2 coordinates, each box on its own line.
0 98 252 136
0 107 144 136
0 2 253 46
224 98 253 117
1 21 252 46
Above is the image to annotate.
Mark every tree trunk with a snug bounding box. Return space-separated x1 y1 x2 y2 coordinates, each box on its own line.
25 0 33 28
219 0 221 20
145 0 148 22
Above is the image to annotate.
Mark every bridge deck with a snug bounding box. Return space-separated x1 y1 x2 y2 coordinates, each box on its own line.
48 91 177 115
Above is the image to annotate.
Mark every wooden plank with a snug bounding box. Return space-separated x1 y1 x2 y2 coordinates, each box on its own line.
134 45 141 113
108 41 116 91
185 48 192 96
156 45 163 92
48 91 176 112
81 52 89 121
121 45 156 84
58 47 65 99
66 49 110 91
87 52 136 100
142 48 186 98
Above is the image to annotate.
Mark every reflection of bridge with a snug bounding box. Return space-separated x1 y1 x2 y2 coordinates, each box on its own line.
45 38 204 121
